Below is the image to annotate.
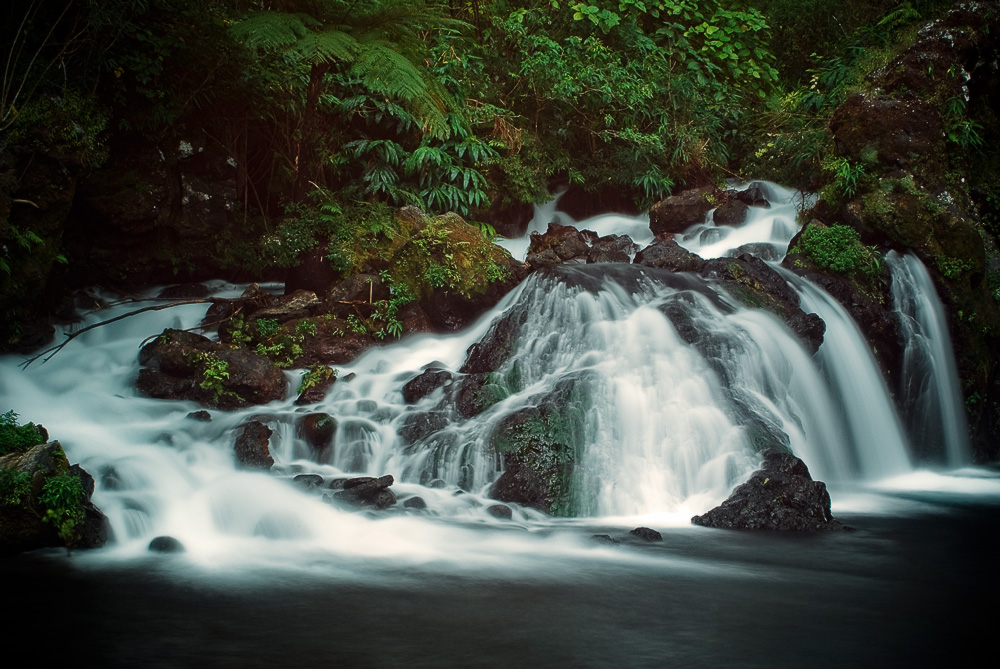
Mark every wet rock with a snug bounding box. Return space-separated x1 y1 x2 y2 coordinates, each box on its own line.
461 306 529 374
397 411 449 445
488 378 586 516
486 504 513 520
592 534 620 545
137 329 288 409
234 420 274 469
691 450 847 531
403 496 427 510
402 368 453 404
587 234 638 264
634 237 706 273
629 527 663 542
296 413 337 456
186 410 212 422
713 200 749 227
149 536 185 553
421 254 526 332
649 187 718 236
454 373 505 418
734 182 771 208
334 475 396 510
252 289 321 323
293 474 324 489
0 441 109 553
326 273 391 306
701 256 826 354
831 92 944 178
527 222 590 268
294 367 338 405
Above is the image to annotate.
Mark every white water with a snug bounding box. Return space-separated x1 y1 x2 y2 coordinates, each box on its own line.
0 181 978 566
779 269 913 478
677 181 812 261
887 251 970 466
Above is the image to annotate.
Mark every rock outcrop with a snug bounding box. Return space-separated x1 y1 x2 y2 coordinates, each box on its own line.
0 441 108 553
691 450 846 531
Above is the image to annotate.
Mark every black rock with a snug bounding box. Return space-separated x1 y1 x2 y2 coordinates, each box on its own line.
592 534 620 545
294 474 324 489
629 527 663 541
403 496 427 510
402 368 453 404
691 450 847 531
334 474 397 510
186 410 212 422
486 504 513 520
149 536 185 553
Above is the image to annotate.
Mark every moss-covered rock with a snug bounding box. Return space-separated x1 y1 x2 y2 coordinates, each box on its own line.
488 376 590 516
0 440 108 553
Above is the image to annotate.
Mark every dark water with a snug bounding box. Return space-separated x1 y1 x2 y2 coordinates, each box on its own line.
4 492 998 668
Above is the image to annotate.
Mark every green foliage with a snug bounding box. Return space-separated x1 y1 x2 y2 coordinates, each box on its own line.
40 474 86 546
295 320 318 338
0 468 32 507
934 255 974 281
792 224 881 279
255 318 281 339
187 352 232 404
298 364 337 395
5 91 108 168
0 410 45 456
821 156 868 203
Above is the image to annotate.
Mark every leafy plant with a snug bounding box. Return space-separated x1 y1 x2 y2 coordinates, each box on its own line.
0 410 46 456
40 474 86 546
792 224 881 279
298 364 337 395
188 352 232 404
0 468 31 506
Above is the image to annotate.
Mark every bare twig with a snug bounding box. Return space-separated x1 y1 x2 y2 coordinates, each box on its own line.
19 297 243 369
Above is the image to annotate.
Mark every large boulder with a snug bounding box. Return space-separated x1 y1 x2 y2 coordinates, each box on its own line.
332 475 396 510
137 329 288 409
526 222 592 269
691 450 846 531
488 376 589 516
233 420 274 469
648 187 719 236
0 441 109 553
587 234 638 264
634 236 706 273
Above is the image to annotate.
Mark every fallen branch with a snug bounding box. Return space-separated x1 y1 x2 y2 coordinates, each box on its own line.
19 297 243 368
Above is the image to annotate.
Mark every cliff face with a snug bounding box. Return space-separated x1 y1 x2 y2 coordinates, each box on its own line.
793 2 1000 459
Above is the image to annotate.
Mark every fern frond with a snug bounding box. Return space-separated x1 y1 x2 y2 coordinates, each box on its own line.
229 12 319 50
295 29 360 65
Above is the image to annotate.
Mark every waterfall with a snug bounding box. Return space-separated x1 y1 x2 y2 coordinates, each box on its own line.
4 180 980 560
887 251 970 466
778 268 913 478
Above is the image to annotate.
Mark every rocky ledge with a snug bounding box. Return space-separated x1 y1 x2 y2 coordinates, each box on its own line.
691 450 848 531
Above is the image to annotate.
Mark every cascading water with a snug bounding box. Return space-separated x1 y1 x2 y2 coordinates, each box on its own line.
0 180 979 564
777 269 913 478
887 251 970 466
676 181 811 261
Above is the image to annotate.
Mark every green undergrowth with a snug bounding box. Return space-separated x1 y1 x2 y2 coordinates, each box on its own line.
0 410 46 456
791 224 882 285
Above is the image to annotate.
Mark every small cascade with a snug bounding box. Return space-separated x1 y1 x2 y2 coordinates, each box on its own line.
887 251 970 466
676 182 811 261
778 268 913 478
